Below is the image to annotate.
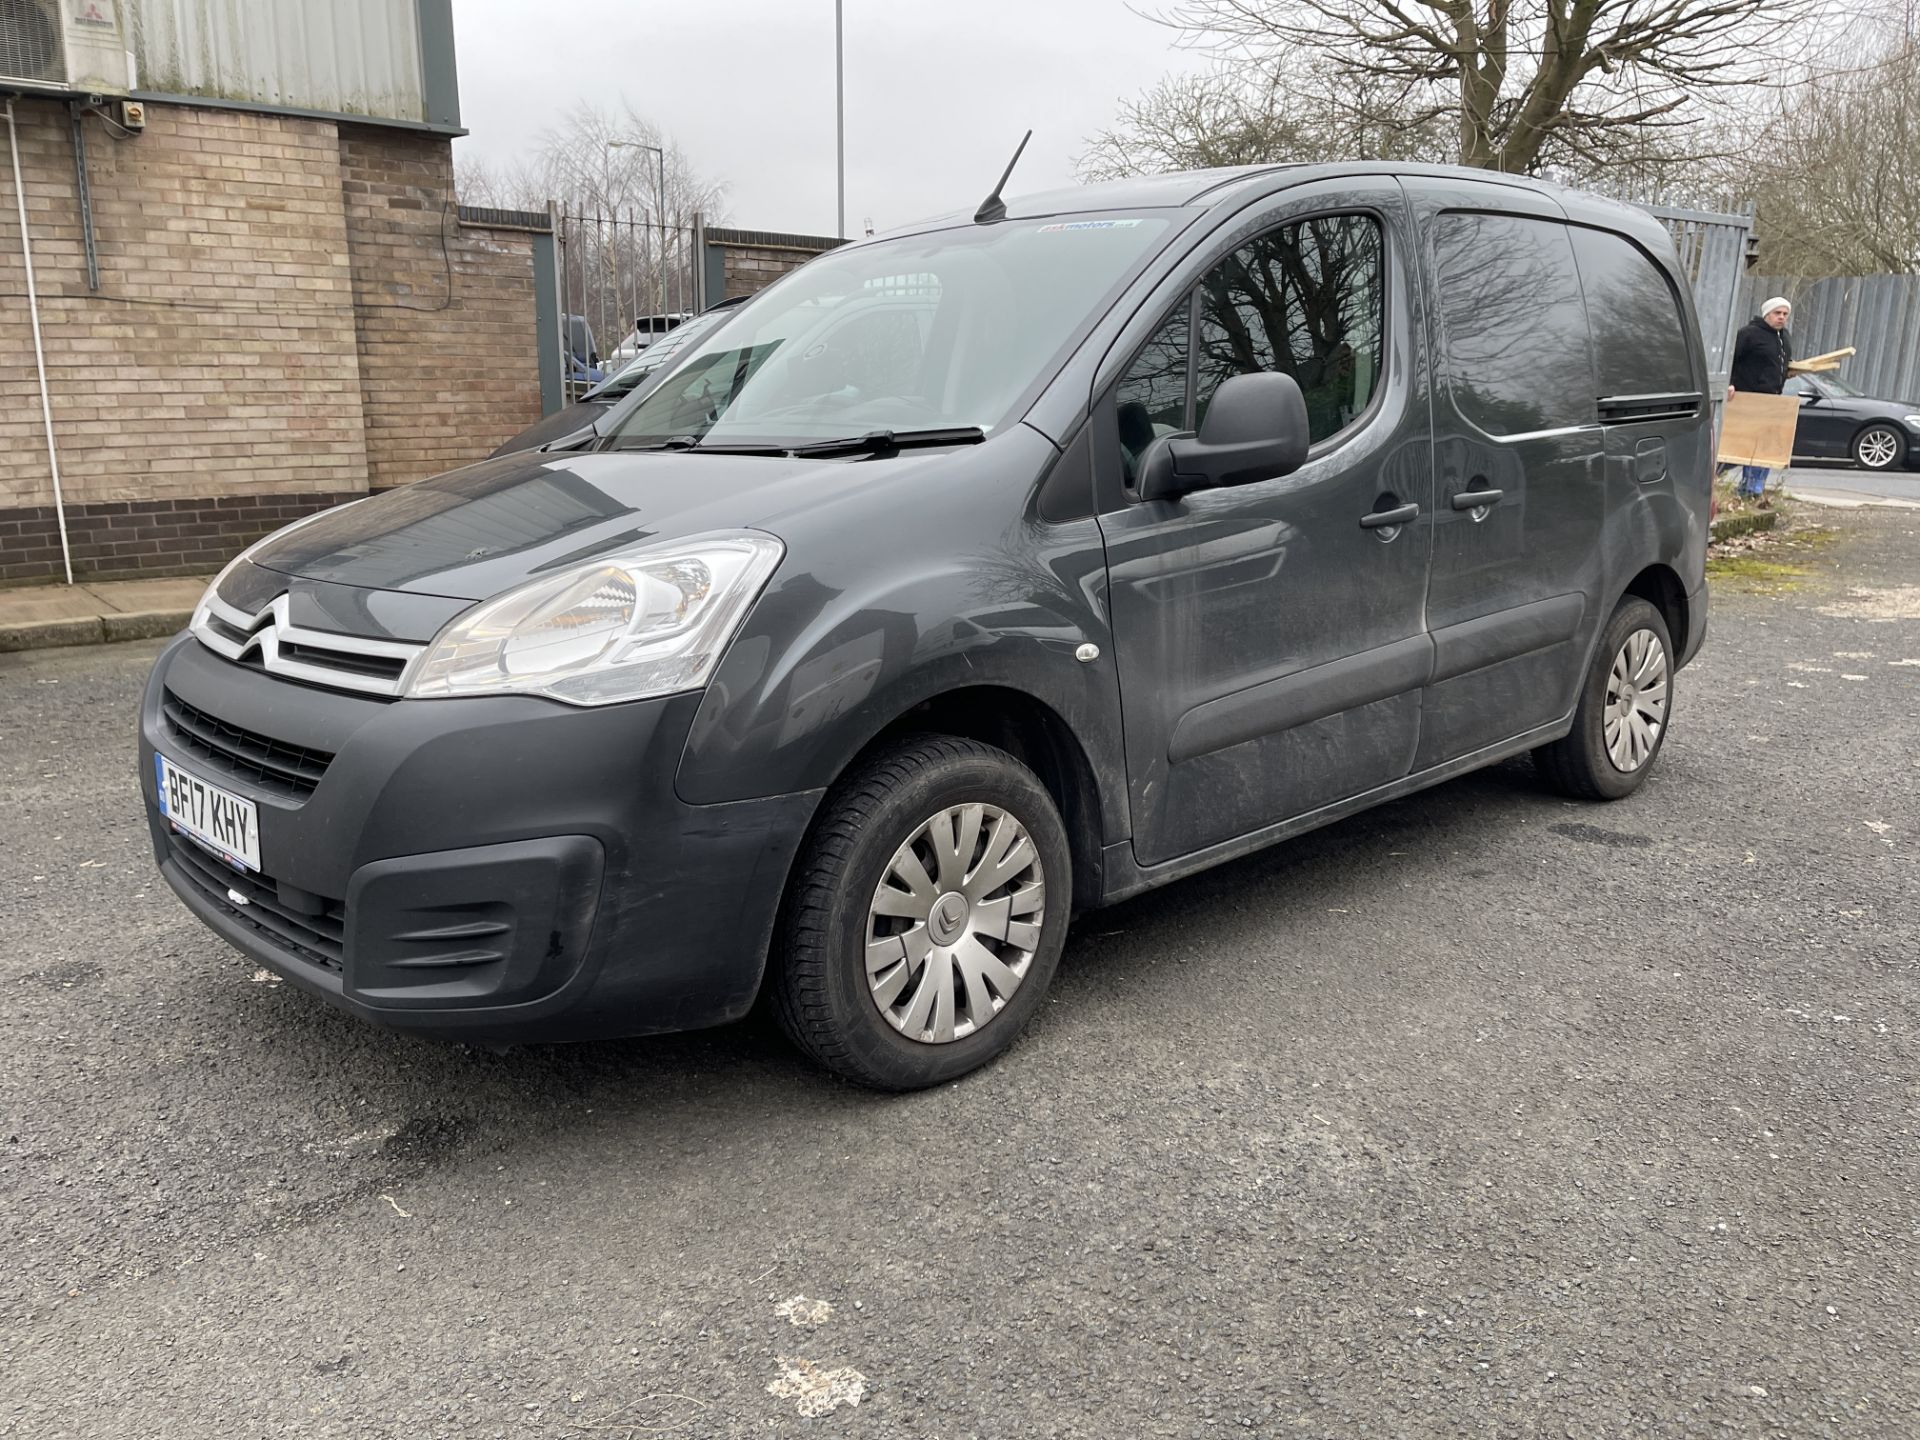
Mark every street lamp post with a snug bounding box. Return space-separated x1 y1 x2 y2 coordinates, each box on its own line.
608 139 668 324
835 0 845 239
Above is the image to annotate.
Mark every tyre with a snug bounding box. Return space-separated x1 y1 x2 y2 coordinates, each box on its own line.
1853 423 1904 472
771 735 1071 1090
1534 597 1674 801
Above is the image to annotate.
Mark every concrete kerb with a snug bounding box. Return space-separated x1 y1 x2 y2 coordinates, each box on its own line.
0 577 207 654
1710 510 1779 543
1785 487 1920 511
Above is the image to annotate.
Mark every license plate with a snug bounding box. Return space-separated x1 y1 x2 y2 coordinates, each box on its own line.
155 753 261 872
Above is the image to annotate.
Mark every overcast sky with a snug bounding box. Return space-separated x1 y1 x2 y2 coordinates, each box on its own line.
452 0 1205 236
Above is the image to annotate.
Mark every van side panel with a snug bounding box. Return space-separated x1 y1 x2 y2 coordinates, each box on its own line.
1560 201 1714 664
673 424 1135 847
1404 183 1608 769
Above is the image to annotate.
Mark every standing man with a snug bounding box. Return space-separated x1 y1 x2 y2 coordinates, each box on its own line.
1728 297 1794 507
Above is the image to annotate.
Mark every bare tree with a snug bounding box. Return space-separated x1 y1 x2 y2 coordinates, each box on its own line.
523 102 727 228
456 103 732 363
1737 11 1920 274
452 154 547 211
1079 63 1450 178
1134 0 1822 176
1080 69 1314 178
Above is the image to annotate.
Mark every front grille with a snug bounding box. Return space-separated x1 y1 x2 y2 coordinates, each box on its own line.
193 592 427 699
162 690 334 799
274 640 407 683
168 835 345 972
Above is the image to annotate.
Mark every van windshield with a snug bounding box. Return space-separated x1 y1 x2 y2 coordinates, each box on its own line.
600 214 1175 451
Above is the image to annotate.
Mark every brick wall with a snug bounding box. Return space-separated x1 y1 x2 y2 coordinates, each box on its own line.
338 125 541 491
0 105 367 520
0 99 542 585
0 493 366 586
704 227 845 301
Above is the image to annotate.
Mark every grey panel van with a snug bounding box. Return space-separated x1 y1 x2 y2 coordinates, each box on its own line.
141 164 1710 1089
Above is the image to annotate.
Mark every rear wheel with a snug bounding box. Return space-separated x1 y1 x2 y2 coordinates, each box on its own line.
1534 597 1673 801
771 735 1071 1090
1854 424 1903 471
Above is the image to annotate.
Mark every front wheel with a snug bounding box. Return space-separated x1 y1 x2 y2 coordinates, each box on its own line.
1854 424 1904 472
1534 597 1674 801
771 735 1071 1090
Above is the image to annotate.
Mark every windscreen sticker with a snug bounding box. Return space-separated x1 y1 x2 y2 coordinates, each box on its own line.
1036 219 1144 233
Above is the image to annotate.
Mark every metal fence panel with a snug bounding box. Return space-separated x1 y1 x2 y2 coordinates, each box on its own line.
553 205 700 403
1637 201 1754 392
1743 274 1920 400
1622 199 1754 446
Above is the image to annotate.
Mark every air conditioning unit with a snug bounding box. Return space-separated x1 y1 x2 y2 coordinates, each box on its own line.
0 0 134 97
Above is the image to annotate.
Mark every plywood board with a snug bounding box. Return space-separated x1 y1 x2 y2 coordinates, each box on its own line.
1789 346 1855 375
1718 392 1800 469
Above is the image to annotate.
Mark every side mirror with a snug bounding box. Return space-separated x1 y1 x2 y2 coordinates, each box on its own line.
1138 371 1310 502
1799 390 1820 404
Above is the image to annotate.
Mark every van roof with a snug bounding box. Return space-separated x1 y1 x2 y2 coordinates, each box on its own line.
894 162 1668 247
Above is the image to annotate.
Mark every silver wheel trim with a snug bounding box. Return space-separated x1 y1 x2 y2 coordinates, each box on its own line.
1859 430 1899 468
1603 628 1670 773
865 802 1045 1045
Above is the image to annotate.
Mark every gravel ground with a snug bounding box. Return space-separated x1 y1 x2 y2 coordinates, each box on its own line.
3 512 1917 1439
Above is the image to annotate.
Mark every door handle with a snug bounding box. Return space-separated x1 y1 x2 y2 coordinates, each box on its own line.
1360 502 1420 529
1450 489 1505 510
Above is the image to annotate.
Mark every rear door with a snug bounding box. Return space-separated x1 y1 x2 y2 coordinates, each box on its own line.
1406 182 1605 768
1570 222 1711 596
1094 181 1435 867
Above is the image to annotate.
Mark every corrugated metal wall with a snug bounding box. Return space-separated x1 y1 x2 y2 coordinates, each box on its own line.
1745 275 1920 402
127 0 426 123
1643 204 1754 388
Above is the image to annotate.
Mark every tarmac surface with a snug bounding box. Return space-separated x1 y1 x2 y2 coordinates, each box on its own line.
3 510 1917 1438
1783 461 1920 508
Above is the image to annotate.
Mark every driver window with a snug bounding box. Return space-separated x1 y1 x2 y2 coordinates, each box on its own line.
1196 213 1384 444
1114 301 1193 486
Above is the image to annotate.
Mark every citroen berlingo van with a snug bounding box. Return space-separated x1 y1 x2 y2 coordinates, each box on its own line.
142 163 1711 1089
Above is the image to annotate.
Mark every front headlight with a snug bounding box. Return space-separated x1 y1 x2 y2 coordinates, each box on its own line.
404 530 784 706
1902 414 1920 430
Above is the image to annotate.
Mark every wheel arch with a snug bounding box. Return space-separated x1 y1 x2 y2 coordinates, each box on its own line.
1852 417 1906 467
1622 562 1689 658
853 685 1108 917
775 684 1107 920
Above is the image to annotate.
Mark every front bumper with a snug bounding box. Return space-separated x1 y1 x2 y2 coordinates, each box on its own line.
141 635 821 1042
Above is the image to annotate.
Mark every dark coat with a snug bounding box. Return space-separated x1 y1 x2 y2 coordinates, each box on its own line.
1730 317 1793 394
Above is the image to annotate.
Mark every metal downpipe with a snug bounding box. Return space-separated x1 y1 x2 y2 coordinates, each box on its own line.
5 97 74 585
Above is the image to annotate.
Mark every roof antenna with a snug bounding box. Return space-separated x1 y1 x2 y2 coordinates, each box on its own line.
973 130 1032 224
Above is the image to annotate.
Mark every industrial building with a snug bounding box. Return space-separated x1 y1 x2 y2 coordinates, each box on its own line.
0 0 548 584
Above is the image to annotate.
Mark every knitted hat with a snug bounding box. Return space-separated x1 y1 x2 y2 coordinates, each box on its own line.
1761 296 1792 317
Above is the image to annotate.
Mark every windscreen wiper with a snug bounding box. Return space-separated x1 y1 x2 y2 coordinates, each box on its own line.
788 427 987 458
616 434 791 456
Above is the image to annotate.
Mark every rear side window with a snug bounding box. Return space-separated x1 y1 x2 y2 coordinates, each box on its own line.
1195 213 1385 445
1432 213 1594 436
1568 228 1696 397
